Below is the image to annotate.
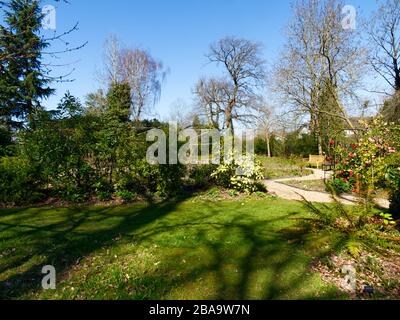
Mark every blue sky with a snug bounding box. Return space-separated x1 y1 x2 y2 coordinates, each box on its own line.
42 0 380 119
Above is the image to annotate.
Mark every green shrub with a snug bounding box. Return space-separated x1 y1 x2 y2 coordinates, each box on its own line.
155 164 186 197
326 178 352 195
0 157 43 205
114 173 139 194
93 179 114 193
116 190 136 202
60 185 91 203
98 191 113 202
188 164 216 188
4 105 187 205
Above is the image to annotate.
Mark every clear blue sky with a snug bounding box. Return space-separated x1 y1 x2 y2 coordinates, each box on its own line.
43 0 379 119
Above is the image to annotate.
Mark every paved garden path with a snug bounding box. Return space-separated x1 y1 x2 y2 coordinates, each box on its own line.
264 169 390 209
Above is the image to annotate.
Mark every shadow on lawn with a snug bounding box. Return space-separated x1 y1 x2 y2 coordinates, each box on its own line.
0 196 345 300
126 206 344 300
0 195 192 299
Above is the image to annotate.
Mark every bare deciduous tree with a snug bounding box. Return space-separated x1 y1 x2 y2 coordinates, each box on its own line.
100 36 167 121
119 48 166 121
254 99 277 158
85 89 107 115
194 77 227 130
102 35 121 86
206 37 267 134
273 0 365 154
168 98 194 128
367 0 400 92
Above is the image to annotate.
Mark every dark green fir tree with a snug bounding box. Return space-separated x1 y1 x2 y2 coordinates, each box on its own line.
0 0 54 131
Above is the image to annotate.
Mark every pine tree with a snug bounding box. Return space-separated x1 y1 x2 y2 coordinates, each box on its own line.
0 0 54 130
57 91 83 119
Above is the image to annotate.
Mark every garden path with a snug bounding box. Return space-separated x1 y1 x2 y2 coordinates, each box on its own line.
264 169 390 208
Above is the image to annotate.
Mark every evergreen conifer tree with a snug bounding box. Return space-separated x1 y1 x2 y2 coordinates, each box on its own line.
0 0 54 130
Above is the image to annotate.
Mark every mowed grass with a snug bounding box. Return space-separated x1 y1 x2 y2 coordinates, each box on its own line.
259 156 312 179
0 197 346 300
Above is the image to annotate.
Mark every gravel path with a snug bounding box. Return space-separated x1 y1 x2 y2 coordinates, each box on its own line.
265 169 390 208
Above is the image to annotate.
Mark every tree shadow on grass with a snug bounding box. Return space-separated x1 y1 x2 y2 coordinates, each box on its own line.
0 197 347 300
0 195 193 299
119 204 347 300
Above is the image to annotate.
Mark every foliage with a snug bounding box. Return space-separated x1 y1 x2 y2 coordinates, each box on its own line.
21 108 99 201
115 190 136 203
385 153 400 219
332 118 400 200
378 212 396 226
0 0 54 130
57 91 84 118
317 79 347 151
255 132 318 158
0 125 12 156
283 132 319 157
0 93 187 205
106 82 131 122
254 136 270 155
187 164 217 188
389 192 400 220
98 191 113 202
0 156 43 205
211 155 266 193
327 177 353 195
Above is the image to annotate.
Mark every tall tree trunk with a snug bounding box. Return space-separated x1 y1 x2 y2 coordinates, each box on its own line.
225 106 234 136
266 130 271 158
393 57 400 91
314 117 323 156
317 133 323 156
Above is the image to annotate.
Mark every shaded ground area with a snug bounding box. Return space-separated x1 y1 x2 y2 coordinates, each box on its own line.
0 198 346 300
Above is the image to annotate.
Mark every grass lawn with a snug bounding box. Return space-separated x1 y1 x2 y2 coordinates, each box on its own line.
0 196 350 300
259 156 312 179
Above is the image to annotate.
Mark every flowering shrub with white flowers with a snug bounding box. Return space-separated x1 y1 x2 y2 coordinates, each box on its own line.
211 155 266 193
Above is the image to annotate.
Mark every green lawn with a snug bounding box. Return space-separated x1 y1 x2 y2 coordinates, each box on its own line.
259 156 312 179
0 197 347 300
